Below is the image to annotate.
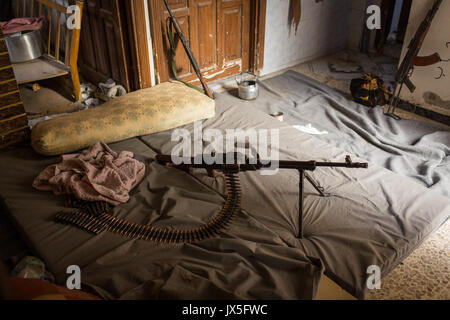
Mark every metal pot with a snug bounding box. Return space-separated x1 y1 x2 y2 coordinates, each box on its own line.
236 73 259 100
5 30 43 63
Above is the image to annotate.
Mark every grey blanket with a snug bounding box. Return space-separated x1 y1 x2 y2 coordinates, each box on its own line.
0 86 448 300
228 71 450 197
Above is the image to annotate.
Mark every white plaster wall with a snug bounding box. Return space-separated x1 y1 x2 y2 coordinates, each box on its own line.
261 0 352 76
398 0 450 109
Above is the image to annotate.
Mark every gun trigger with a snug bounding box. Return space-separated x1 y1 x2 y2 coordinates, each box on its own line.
404 77 416 93
345 156 352 165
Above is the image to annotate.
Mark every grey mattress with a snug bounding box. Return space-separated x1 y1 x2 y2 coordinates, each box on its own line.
235 70 450 198
0 89 448 300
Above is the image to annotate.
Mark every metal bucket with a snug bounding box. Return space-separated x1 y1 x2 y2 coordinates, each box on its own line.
236 73 259 100
5 30 43 63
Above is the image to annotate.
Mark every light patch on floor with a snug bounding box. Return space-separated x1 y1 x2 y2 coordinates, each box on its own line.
20 83 73 115
366 220 450 300
315 276 356 300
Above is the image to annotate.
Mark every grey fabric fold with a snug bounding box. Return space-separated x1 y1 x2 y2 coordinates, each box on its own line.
228 70 450 198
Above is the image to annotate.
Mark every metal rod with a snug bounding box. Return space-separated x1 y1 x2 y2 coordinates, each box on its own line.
298 169 304 239
304 172 329 197
385 83 403 120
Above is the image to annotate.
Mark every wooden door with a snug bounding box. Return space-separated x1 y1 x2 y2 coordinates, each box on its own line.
151 0 251 84
78 0 131 91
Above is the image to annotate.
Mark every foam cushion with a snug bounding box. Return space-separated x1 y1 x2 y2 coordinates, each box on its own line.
31 82 215 156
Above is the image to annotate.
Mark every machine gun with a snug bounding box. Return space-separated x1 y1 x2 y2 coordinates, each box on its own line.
156 153 368 239
385 0 443 120
54 152 367 243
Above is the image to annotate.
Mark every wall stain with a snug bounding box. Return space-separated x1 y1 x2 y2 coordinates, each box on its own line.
423 91 450 110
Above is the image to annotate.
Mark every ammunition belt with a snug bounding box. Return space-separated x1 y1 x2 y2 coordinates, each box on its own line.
55 172 242 244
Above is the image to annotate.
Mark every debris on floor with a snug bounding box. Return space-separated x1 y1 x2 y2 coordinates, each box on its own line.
11 256 55 283
25 79 127 128
296 50 399 92
97 79 127 102
24 83 41 92
328 62 363 74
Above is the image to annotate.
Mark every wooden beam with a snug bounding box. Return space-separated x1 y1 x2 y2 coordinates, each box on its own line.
69 1 83 101
47 7 52 55
55 12 61 60
64 26 71 66
250 0 266 75
30 0 35 17
149 0 164 84
127 0 152 89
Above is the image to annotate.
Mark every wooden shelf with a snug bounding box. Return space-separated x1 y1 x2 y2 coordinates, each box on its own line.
13 55 69 84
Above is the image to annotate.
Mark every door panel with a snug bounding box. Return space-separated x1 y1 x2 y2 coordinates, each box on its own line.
171 15 192 77
222 6 242 61
152 0 251 84
192 0 217 70
78 0 130 91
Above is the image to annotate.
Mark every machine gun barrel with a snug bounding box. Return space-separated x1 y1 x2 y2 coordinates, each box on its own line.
156 154 368 172
278 158 368 170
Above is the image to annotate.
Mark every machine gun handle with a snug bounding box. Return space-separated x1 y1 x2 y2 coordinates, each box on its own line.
403 77 416 93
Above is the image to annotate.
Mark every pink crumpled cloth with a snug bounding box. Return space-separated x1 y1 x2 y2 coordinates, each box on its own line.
33 142 146 205
0 16 45 35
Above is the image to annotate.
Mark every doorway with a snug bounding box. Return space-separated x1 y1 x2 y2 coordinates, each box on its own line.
376 0 412 57
149 0 266 85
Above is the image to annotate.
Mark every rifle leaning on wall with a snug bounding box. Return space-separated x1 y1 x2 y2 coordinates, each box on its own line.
385 0 443 120
156 153 368 239
163 0 214 99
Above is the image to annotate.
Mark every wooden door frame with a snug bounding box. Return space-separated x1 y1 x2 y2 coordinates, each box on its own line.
249 0 266 75
146 0 266 85
77 0 133 92
126 0 153 90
